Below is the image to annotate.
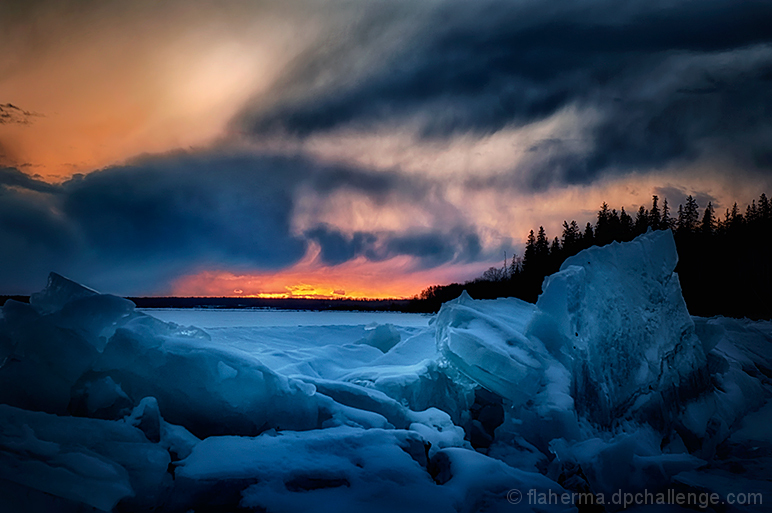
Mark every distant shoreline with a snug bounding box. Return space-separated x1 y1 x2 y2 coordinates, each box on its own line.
0 295 415 312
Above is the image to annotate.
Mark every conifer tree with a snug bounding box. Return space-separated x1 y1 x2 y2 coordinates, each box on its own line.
561 220 581 253
649 195 661 229
509 253 522 277
684 195 700 232
595 202 612 243
620 207 633 235
662 198 674 230
635 205 649 234
729 202 743 229
722 208 731 231
535 226 550 259
746 200 758 223
523 230 536 271
701 202 715 235
715 212 726 235
608 209 622 242
759 193 770 220
550 237 561 256
583 222 594 245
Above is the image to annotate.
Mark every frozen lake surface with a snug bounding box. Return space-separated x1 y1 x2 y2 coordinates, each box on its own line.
139 308 433 328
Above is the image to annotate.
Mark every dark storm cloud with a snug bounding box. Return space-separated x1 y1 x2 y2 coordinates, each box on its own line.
0 152 481 293
305 165 429 203
60 153 309 269
0 155 309 293
0 172 77 292
0 167 57 193
304 225 376 266
236 0 772 189
383 228 483 267
305 223 483 268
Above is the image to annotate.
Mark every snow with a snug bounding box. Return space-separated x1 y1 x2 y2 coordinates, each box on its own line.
141 308 433 328
1 230 770 512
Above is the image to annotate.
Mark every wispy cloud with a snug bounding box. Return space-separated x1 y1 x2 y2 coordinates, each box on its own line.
0 103 40 125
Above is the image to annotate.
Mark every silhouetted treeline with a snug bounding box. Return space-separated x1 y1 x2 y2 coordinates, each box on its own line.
410 193 772 319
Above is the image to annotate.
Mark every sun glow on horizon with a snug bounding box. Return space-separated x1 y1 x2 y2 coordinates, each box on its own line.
171 252 489 300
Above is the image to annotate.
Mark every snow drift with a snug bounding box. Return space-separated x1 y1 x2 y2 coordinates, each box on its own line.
1 229 770 512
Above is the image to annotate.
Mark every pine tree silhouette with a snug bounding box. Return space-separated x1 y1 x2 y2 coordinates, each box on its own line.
701 202 715 235
684 195 700 232
523 230 537 272
583 222 594 246
635 205 649 234
729 202 743 230
759 193 770 220
535 226 549 260
662 198 674 230
620 207 633 235
650 195 661 229
561 220 581 254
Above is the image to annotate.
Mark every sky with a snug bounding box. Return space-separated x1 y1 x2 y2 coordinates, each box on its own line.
1 0 771 298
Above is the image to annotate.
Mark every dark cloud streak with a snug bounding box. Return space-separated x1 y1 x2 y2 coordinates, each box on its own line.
304 224 483 268
0 167 58 193
236 0 772 189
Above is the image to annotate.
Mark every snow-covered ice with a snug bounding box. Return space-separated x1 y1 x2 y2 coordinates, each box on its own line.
1 230 770 512
530 229 709 427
